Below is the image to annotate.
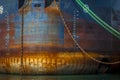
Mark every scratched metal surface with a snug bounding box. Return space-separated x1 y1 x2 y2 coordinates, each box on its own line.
0 0 120 74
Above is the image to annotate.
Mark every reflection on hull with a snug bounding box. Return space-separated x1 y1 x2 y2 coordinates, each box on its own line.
0 52 111 74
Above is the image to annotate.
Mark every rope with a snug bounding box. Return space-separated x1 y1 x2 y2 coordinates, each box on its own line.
54 0 120 65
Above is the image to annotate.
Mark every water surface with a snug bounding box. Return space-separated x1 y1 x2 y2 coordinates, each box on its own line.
0 74 120 80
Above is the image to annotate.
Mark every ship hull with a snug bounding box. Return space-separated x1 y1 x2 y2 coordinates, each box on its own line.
0 52 111 74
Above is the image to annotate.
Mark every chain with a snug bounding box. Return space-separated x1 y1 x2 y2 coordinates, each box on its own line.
54 0 120 65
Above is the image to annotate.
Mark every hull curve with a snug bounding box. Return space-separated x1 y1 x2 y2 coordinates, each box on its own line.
0 52 110 74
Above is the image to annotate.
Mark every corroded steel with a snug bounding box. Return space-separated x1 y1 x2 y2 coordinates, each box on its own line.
0 52 101 74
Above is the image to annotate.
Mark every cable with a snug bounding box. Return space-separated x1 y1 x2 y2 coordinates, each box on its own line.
75 0 120 39
54 0 120 65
